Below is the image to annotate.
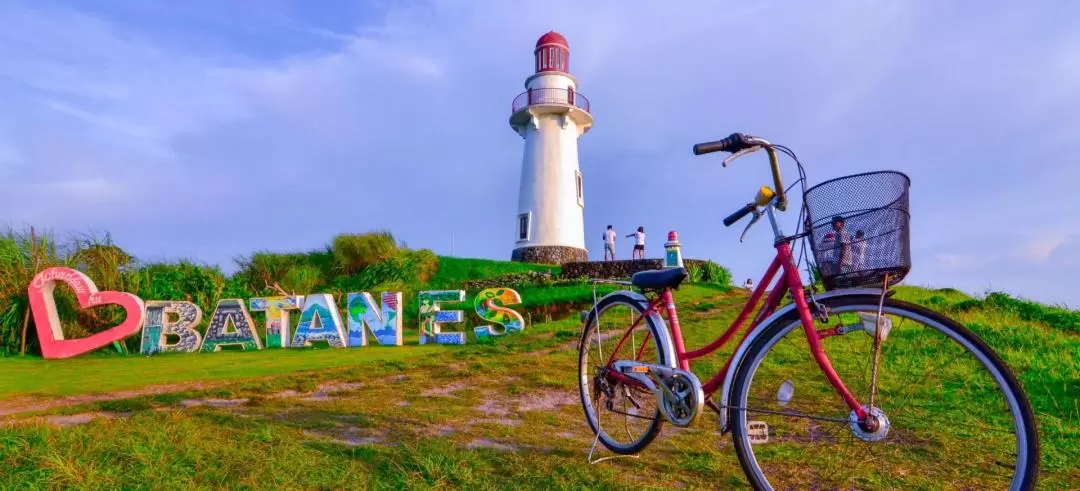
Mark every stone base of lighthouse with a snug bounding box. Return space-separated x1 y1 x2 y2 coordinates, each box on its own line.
511 246 588 265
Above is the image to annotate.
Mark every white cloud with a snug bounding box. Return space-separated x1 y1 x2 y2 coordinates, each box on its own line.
37 177 124 200
0 0 1076 306
1024 235 1067 263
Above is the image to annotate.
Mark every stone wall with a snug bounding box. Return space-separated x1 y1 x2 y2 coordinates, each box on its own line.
561 259 713 280
463 270 556 291
511 245 588 265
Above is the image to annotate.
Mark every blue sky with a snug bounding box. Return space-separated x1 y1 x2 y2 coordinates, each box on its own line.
1 1 1078 307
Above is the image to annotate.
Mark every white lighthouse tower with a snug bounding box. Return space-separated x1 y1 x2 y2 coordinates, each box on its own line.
509 31 594 265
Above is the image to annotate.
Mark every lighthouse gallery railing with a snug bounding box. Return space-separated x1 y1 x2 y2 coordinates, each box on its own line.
511 88 590 114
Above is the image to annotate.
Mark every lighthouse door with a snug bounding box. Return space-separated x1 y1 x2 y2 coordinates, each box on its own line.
567 86 575 106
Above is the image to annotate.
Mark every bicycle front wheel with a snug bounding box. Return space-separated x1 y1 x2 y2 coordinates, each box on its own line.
729 295 1039 490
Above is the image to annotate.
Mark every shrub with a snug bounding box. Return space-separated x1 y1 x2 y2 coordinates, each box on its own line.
684 262 704 283
127 261 225 309
700 260 732 285
0 229 154 354
331 231 399 275
279 265 322 297
232 249 333 295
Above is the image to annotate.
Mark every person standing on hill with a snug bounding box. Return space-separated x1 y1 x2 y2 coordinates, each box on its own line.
626 226 646 260
603 225 617 261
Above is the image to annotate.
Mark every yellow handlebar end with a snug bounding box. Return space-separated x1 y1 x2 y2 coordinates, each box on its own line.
755 186 776 206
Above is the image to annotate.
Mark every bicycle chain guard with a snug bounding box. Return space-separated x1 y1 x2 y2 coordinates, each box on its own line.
610 360 704 427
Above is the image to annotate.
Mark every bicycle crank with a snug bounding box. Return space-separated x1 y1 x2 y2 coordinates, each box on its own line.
610 360 704 427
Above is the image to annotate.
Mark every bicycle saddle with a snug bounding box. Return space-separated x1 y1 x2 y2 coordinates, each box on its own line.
631 267 688 291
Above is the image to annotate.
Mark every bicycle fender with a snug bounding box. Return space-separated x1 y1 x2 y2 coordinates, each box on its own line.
581 290 678 370
717 287 887 433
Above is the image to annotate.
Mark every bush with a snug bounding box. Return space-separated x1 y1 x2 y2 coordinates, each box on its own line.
684 262 703 283
682 261 730 285
127 261 225 309
334 249 438 292
331 231 399 275
700 260 731 285
281 265 324 296
232 249 334 295
0 229 154 355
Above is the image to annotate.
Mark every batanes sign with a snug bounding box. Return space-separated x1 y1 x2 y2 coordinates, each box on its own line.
27 267 528 360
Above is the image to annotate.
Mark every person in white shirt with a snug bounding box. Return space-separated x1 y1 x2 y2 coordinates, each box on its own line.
603 225 617 261
852 229 867 271
626 226 646 260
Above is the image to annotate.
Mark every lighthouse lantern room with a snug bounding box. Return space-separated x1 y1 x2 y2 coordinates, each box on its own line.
509 31 594 265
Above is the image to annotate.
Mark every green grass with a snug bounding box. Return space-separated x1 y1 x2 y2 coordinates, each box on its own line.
0 282 1074 487
0 231 579 357
0 284 724 400
0 230 1076 487
428 256 560 288
0 278 1071 489
0 345 446 399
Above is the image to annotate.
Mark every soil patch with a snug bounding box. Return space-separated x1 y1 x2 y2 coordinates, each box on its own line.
518 390 576 412
42 411 132 427
317 382 365 393
0 381 217 419
179 398 249 408
299 392 337 402
304 427 387 447
474 399 511 417
421 382 469 397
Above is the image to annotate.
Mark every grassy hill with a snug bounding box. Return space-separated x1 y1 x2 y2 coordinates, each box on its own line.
0 229 1075 487
1 229 702 356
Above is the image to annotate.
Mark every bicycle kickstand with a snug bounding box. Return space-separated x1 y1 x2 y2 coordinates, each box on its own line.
586 431 641 464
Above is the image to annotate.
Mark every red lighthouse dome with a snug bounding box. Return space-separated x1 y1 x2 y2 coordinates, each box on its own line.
534 31 570 73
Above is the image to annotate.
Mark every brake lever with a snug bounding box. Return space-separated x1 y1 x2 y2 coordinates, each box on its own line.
722 145 762 167
740 208 763 243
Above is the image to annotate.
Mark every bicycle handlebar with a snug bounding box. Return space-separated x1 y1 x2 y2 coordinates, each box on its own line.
692 133 751 155
722 203 756 227
693 132 788 224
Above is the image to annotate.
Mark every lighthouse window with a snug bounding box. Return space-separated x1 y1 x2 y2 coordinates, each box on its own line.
575 171 584 206
518 213 530 240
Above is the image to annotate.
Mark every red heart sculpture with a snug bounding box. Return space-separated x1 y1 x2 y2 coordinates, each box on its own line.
28 267 146 359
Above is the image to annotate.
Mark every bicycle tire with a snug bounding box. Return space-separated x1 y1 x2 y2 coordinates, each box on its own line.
578 292 671 455
728 295 1039 490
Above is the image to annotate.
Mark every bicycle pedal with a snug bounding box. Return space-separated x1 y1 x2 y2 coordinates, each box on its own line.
747 421 769 444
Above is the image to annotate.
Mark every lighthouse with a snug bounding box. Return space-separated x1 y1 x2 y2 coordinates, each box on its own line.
509 31 594 265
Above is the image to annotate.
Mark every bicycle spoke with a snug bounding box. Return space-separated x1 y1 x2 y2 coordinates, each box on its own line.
579 296 666 455
729 297 1036 490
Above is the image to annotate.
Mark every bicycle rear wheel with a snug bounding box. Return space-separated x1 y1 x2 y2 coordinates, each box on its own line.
578 292 670 455
728 295 1039 490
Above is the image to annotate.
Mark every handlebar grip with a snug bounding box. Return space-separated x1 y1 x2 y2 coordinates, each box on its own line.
723 203 756 227
693 133 748 155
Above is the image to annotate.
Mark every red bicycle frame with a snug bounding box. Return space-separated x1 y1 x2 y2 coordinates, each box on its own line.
602 238 869 421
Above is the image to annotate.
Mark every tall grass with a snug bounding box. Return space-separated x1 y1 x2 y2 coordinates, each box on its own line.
0 228 440 357
2 225 1075 359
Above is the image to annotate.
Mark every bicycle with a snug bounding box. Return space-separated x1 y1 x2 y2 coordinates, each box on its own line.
577 133 1039 490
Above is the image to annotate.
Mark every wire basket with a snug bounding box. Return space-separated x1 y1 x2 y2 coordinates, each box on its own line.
804 170 911 290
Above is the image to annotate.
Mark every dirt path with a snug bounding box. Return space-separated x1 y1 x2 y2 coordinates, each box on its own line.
0 381 218 419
